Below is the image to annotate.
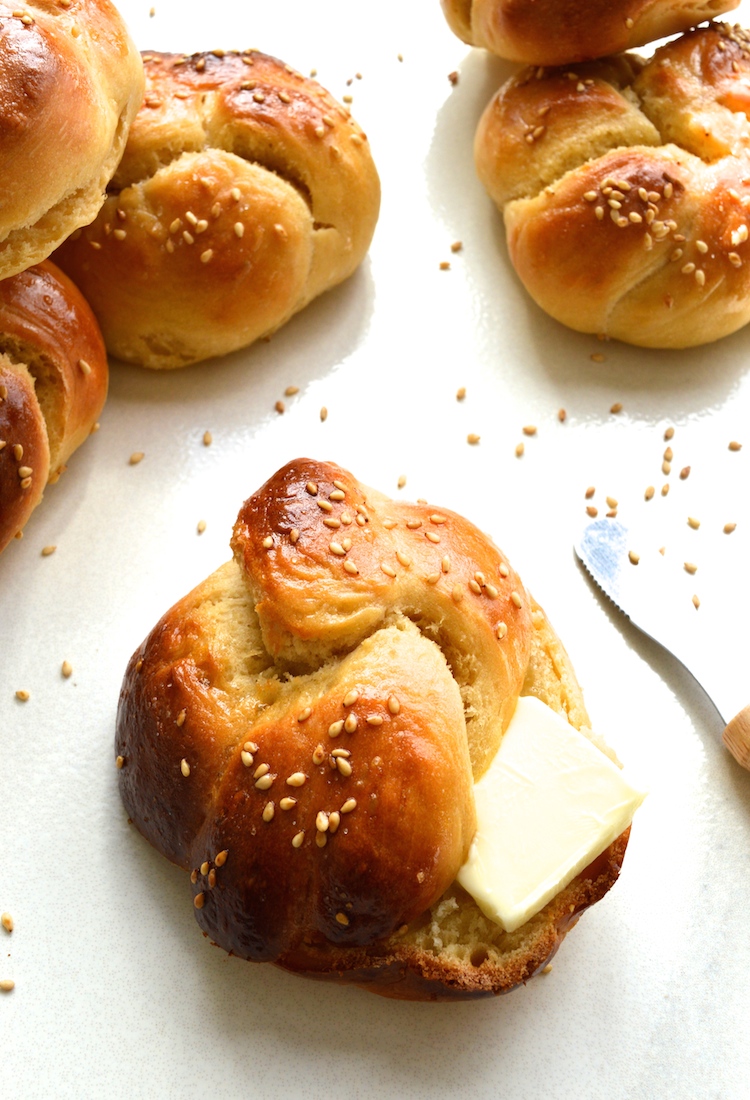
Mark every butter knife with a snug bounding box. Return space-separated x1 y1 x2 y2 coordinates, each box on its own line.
575 518 750 770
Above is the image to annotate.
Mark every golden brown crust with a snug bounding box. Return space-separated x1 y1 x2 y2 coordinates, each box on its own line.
54 51 381 369
0 260 108 554
476 24 750 348
116 459 632 999
442 0 739 65
0 0 144 279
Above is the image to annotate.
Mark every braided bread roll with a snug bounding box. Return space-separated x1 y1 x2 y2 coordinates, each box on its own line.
0 0 144 280
441 0 739 65
115 459 630 1000
0 261 108 554
475 24 750 348
54 51 381 369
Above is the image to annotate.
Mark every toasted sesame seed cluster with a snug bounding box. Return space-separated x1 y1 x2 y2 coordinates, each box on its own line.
0 0 144 280
54 50 381 369
0 261 108 554
475 23 750 348
115 459 630 999
441 0 738 66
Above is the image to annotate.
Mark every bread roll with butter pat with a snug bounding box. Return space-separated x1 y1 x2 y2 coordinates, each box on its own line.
115 459 641 1000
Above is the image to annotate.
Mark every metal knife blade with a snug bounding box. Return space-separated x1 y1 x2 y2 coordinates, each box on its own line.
575 518 750 770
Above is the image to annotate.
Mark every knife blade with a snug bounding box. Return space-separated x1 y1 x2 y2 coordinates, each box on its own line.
575 518 750 770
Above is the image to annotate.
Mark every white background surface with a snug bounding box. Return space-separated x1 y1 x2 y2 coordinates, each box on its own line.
2 1 750 1096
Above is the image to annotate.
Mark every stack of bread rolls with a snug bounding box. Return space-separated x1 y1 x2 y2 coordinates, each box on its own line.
0 0 144 550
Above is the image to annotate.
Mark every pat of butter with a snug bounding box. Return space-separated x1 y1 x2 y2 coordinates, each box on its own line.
457 696 646 934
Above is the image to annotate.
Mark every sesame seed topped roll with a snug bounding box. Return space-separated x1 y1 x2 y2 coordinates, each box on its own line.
441 0 739 66
0 0 144 280
475 23 750 348
54 50 381 369
0 260 108 555
115 459 631 999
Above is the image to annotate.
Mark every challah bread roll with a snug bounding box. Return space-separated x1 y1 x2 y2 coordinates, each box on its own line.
441 0 739 65
475 23 750 348
0 261 108 554
115 459 632 1000
0 0 144 280
54 51 381 369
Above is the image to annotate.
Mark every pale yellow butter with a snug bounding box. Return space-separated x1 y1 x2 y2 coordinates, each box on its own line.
457 696 646 934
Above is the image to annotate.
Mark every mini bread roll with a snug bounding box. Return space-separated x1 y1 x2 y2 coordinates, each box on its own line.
0 261 108 554
0 0 144 280
54 51 381 369
115 459 631 1000
441 0 739 65
475 23 750 348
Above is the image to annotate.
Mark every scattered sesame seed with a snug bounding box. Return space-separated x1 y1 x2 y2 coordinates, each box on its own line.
522 425 537 436
692 594 701 609
586 505 598 517
344 713 358 733
662 461 671 475
439 261 451 271
214 850 228 867
1 913 13 933
510 591 522 608
515 442 525 458
320 406 328 421
15 690 29 702
335 911 350 926
12 443 22 460
275 400 285 414
180 758 190 777
197 520 207 534
396 551 411 568
61 660 72 678
684 562 698 575
194 893 205 909
200 861 209 876
255 773 274 790
292 831 305 848
452 584 464 603
343 689 359 706
116 755 125 769
645 486 655 500
496 622 508 640
397 474 407 489
606 496 618 509
729 441 742 451
343 559 359 575
262 801 275 822
366 715 383 726
467 433 480 445
241 750 254 767
0 981 15 992
724 522 737 534
680 466 690 480
280 797 297 811
662 484 670 496
664 446 673 462
41 545 56 556
175 709 187 727
329 720 344 737
290 528 300 544
499 563 509 578
628 550 640 565
388 694 401 715
687 517 700 529
129 451 144 465
286 772 307 787
254 763 270 779
610 402 623 414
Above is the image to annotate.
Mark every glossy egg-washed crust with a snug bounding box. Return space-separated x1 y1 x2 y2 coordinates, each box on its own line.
0 0 144 280
475 23 750 348
441 0 738 65
54 50 381 369
116 459 630 1000
0 260 107 554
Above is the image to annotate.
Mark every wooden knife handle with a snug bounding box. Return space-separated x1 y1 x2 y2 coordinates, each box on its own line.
722 707 750 770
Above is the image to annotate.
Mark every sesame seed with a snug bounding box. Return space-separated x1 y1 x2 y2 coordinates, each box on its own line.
323 517 341 529
241 751 254 767
286 772 307 787
662 484 670 496
15 690 29 702
116 755 125 769
645 486 655 500
306 480 318 495
692 594 701 610
724 522 737 534
197 520 207 534
485 584 498 599
254 763 270 779
214 850 228 867
316 811 329 833
194 892 205 909
684 562 698 575
341 798 357 813
695 270 705 287
467 433 480 445
0 980 15 992
290 528 300 544
396 551 411 568
292 831 305 848
610 403 623 414
328 811 341 833
329 720 344 737
456 387 466 400
202 430 212 446
388 694 401 715
12 444 23 460
344 713 358 733
586 506 598 518
262 801 275 822
59 659 73 679
335 912 349 925
320 407 329 422
469 579 482 595
381 563 397 578
558 408 567 422
183 231 194 245
342 513 354 525
317 499 333 513
679 466 690 480
19 476 31 489
329 541 346 556
687 516 700 529
200 861 209 876
330 489 345 502
280 796 298 811
343 689 359 706
515 442 525 458
522 425 537 436
208 869 216 888
606 496 618 508
406 518 422 529
42 545 56 556
262 535 273 549
425 531 440 543
452 584 464 602
441 555 451 573
510 591 522 608
1 913 13 933
585 487 596 499
628 550 640 565
696 240 708 253
496 622 508 640
129 452 144 465
255 774 274 790
344 560 358 575
729 441 742 451
366 715 383 726
315 832 327 848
